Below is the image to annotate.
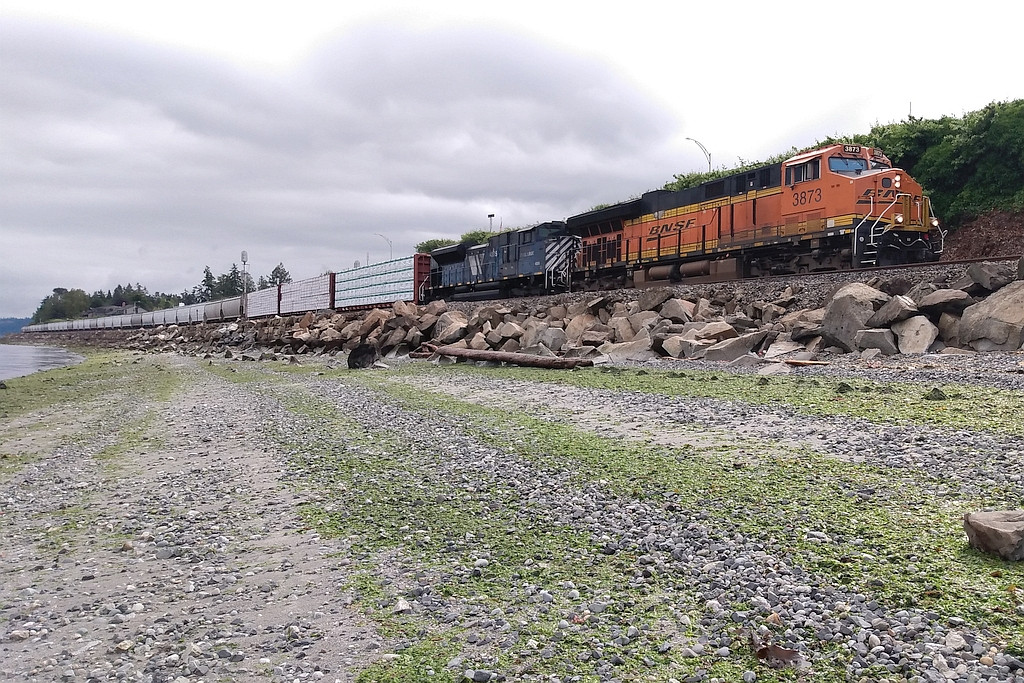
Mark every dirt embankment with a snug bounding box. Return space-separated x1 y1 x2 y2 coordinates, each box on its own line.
942 210 1024 260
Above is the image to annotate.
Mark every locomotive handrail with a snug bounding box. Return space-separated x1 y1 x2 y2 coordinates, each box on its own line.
926 197 947 254
867 194 904 244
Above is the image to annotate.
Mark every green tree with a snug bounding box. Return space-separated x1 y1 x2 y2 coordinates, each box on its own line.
459 230 496 245
200 266 216 302
214 264 244 298
856 100 1024 226
31 287 90 323
414 238 458 253
268 262 291 286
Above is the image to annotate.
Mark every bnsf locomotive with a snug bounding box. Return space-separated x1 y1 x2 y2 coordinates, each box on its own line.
567 143 942 290
25 143 944 332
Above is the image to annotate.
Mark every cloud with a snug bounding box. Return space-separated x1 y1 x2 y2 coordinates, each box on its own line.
1 17 689 316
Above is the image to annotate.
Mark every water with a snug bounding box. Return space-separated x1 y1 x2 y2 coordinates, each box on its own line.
0 344 84 381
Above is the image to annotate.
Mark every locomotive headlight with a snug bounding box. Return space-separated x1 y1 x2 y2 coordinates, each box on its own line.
930 217 940 228
894 174 902 189
894 213 904 224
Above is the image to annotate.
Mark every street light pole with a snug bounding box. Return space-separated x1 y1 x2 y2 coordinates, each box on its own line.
240 250 248 321
686 137 712 173
374 233 393 261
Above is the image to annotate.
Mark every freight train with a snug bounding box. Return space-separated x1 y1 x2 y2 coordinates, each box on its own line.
24 143 942 333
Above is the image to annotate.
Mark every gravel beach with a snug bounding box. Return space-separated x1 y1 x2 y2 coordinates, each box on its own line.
1 350 1022 683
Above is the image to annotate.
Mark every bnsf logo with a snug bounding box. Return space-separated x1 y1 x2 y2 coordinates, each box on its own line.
648 218 697 236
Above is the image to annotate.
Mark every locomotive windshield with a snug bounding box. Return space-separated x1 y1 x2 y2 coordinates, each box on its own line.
828 157 869 174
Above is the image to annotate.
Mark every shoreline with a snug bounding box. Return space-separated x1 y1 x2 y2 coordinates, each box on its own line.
0 341 85 382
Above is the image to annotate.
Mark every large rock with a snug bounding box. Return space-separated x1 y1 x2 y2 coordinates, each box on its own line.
434 311 469 344
496 321 525 340
821 283 890 352
538 327 568 352
392 300 418 318
918 289 976 316
854 328 899 356
580 328 614 347
906 281 940 304
759 303 787 324
937 313 961 345
867 295 919 328
660 335 689 359
963 510 1024 561
596 330 658 362
967 261 1017 292
520 320 549 348
891 316 940 354
467 332 490 350
788 309 825 341
358 308 393 337
424 300 448 316
607 316 635 343
959 280 1024 351
637 288 674 311
703 330 768 362
564 313 598 344
695 321 739 342
628 310 661 335
660 298 694 323
762 338 804 359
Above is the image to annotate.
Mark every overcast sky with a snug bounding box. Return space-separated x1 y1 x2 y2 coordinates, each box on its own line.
1 1 1019 317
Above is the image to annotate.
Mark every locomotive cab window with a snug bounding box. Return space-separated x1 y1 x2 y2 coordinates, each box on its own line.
785 158 820 185
828 157 868 175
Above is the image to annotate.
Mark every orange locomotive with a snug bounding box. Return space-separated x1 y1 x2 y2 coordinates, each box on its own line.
568 144 943 287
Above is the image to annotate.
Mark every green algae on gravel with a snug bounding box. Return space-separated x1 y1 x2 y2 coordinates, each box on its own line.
389 362 1024 436
0 350 181 419
353 368 1023 655
236 373 783 681
187 360 1023 678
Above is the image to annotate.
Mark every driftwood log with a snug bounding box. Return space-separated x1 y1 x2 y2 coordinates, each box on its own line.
422 344 594 369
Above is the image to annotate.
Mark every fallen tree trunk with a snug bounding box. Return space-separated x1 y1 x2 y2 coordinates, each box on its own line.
422 344 593 369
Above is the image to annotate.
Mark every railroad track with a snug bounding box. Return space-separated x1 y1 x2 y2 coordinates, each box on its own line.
746 254 1022 284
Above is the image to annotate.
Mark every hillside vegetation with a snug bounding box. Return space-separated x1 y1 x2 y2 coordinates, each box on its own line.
855 100 1024 229
667 99 1024 234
